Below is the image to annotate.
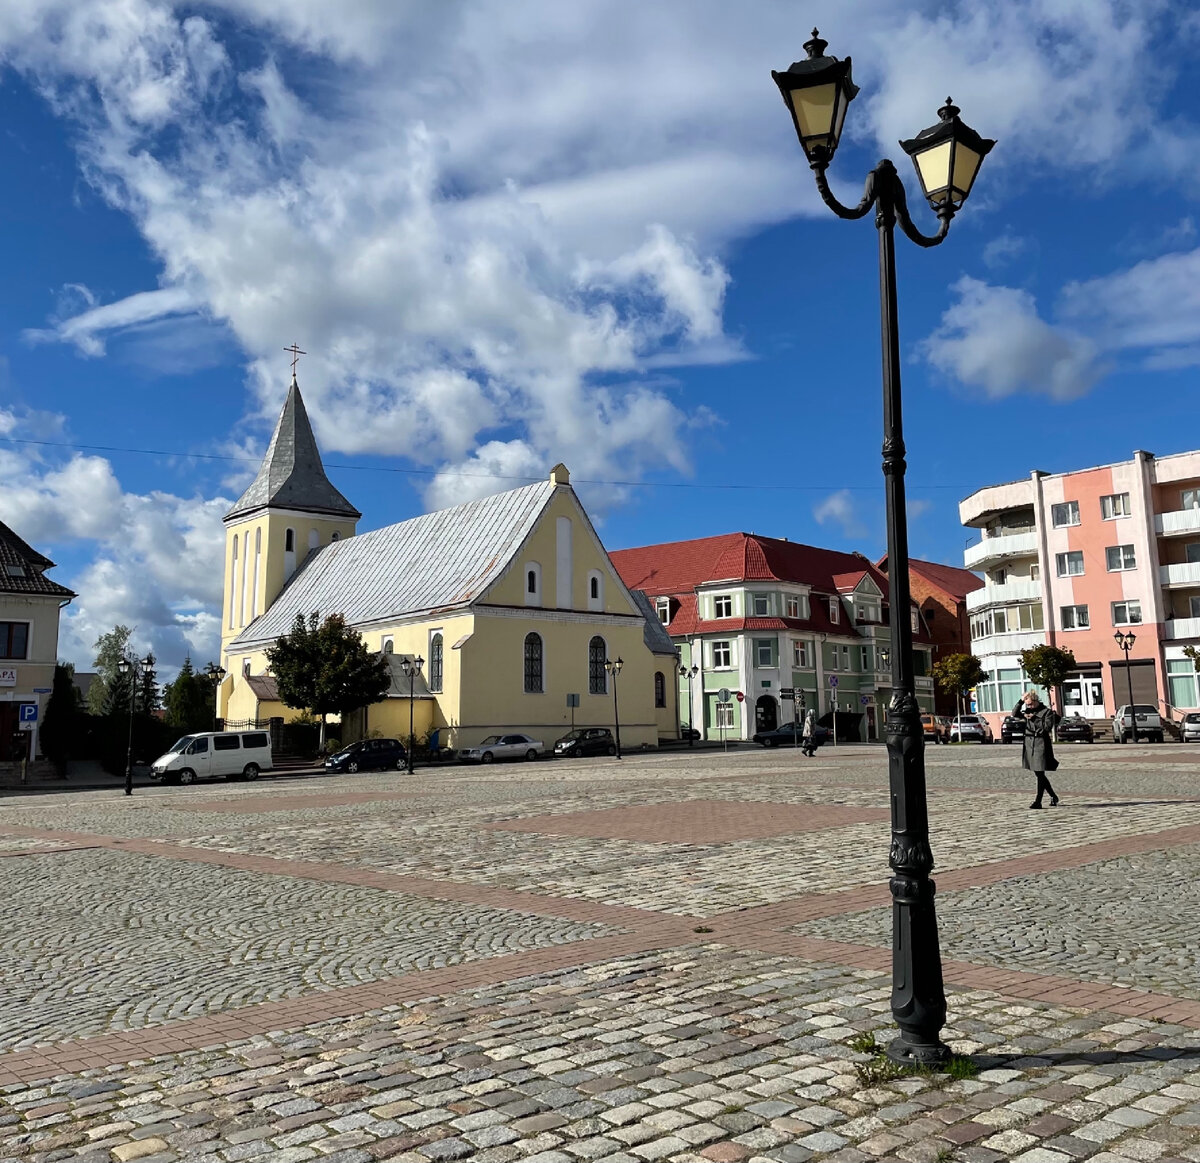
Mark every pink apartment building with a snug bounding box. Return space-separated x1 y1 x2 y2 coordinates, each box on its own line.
960 449 1200 735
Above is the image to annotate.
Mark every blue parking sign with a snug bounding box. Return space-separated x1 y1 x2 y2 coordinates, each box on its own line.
18 704 38 723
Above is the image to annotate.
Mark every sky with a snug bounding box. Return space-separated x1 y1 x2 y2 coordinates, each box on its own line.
1 0 1199 677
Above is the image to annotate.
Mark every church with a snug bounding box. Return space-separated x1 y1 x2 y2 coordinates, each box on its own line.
217 375 679 751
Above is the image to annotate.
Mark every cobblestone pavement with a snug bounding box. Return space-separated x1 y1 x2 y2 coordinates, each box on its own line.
0 744 1199 1161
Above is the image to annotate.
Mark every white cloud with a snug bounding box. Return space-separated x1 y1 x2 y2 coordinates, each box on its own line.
921 277 1105 402
25 285 199 356
813 489 867 540
981 231 1029 271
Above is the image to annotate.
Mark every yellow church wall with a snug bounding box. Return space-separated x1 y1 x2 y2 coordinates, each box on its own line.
650 661 680 741
363 699 436 744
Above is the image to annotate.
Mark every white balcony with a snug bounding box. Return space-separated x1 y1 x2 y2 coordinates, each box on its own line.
1164 617 1200 641
972 629 1046 656
1160 561 1200 588
963 531 1039 570
1156 508 1200 537
965 579 1042 612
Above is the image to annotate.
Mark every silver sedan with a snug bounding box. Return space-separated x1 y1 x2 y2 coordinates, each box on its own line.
459 734 545 763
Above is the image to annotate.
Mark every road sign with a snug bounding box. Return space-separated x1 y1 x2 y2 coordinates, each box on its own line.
717 687 731 702
736 691 745 703
33 687 52 694
566 693 580 708
780 688 794 699
828 675 839 687
17 703 37 730
861 695 869 706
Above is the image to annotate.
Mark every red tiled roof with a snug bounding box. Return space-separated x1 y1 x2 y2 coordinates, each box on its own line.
877 554 983 599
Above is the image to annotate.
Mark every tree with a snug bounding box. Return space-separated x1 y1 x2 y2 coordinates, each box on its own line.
266 613 391 747
931 652 987 718
1018 644 1077 713
40 662 82 777
87 625 133 715
164 656 213 734
139 652 161 715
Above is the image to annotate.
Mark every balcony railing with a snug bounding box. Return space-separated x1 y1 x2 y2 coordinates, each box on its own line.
965 579 1042 612
963 531 1039 570
1160 561 1200 588
1156 508 1200 536
1164 617 1200 641
971 629 1046 655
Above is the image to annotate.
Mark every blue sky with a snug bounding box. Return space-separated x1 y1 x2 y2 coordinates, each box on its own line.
1 1 1199 676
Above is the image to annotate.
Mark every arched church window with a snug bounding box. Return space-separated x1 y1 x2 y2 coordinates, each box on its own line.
285 528 295 552
524 633 544 694
589 636 607 695
430 633 444 693
655 671 666 708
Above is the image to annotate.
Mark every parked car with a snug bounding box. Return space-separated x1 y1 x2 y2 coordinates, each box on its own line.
150 730 273 785
1181 712 1200 743
752 722 831 748
1112 704 1164 744
1057 714 1094 744
1000 715 1026 745
680 724 702 742
553 727 617 757
324 738 407 773
460 733 545 763
921 714 949 744
949 715 993 743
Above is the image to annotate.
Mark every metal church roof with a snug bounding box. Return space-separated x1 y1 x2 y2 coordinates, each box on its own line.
231 479 557 645
226 376 360 521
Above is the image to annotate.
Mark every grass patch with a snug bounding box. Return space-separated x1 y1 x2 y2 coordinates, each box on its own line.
944 1055 979 1080
846 1031 979 1087
721 1103 744 1114
847 1031 879 1055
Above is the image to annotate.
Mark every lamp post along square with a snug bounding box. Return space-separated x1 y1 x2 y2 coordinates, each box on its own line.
773 30 994 1066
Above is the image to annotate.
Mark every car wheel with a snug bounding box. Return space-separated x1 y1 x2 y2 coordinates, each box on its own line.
179 768 196 785
525 749 538 761
1154 732 1164 744
347 760 359 773
243 763 259 781
481 752 494 764
606 744 616 756
395 756 405 770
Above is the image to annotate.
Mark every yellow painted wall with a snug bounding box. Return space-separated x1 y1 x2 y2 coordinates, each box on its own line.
650 660 680 741
1 593 64 760
363 699 436 744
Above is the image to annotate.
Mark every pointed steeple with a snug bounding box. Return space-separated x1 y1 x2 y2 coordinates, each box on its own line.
226 376 361 521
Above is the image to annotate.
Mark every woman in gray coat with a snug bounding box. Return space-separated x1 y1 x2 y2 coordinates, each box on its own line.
1012 691 1060 808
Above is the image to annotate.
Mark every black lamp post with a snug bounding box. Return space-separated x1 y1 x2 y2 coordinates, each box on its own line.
117 652 155 797
773 30 994 1066
683 660 699 744
398 655 424 774
1114 631 1139 743
203 662 226 731
605 656 624 758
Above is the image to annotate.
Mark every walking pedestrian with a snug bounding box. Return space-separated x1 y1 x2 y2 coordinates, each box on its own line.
1012 690 1060 808
801 707 817 757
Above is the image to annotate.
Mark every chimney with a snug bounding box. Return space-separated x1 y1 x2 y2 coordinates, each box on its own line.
550 463 570 486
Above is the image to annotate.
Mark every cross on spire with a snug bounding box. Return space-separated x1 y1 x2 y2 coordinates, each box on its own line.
285 342 306 377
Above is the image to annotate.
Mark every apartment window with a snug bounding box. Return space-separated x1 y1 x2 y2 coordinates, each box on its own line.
1030 564 1041 581
752 594 769 616
713 594 733 618
910 608 919 633
754 639 774 667
1052 501 1080 527
523 633 543 694
785 595 800 618
1061 604 1090 630
829 598 840 623
588 636 607 694
841 645 850 670
993 568 1007 585
1183 489 1200 510
715 702 735 729
860 646 872 670
1192 596 1200 619
1168 659 1198 709
712 640 732 668
1105 544 1137 572
654 672 666 708
1100 492 1131 519
656 597 670 625
992 603 1044 633
0 622 29 659
859 600 880 622
793 640 810 667
827 645 838 671
1112 600 1142 626
429 633 444 693
914 650 929 677
1055 551 1084 577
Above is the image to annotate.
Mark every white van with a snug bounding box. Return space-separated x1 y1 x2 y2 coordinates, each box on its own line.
150 731 273 785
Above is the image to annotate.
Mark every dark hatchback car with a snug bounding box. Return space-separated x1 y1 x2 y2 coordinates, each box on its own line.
680 724 702 742
553 727 617 757
1000 715 1026 744
1057 714 1095 743
324 738 407 773
752 722 831 748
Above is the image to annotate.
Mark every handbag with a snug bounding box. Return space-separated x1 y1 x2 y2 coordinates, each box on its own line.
1047 756 1059 772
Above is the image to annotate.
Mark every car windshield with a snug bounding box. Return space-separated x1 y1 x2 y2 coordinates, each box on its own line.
959 717 980 724
479 736 501 746
1133 705 1157 714
1186 713 1200 723
559 731 583 742
167 736 194 753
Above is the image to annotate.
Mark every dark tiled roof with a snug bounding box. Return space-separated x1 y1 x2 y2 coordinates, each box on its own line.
630 590 680 657
226 376 361 521
0 521 75 598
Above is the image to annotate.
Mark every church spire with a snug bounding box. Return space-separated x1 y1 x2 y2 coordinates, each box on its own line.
225 375 361 522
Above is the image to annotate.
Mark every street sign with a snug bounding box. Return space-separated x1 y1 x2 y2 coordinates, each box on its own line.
780 688 794 699
828 675 839 687
860 695 869 706
566 694 580 708
18 703 37 730
32 687 51 694
735 692 745 703
717 687 731 702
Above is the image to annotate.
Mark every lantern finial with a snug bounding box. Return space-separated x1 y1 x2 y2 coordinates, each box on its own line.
937 97 960 121
804 29 828 58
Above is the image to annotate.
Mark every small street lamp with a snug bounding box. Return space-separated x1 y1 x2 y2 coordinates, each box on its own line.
203 662 226 731
1113 631 1139 743
605 656 624 759
773 29 994 1067
398 655 424 774
680 658 700 745
116 652 155 797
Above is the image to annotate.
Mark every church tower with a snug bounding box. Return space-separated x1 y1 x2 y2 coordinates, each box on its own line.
219 374 360 675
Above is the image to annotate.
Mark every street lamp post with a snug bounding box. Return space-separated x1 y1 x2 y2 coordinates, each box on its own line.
203 662 226 732
605 657 624 758
1113 631 1139 743
117 652 155 797
773 30 994 1066
683 662 699 744
398 655 424 774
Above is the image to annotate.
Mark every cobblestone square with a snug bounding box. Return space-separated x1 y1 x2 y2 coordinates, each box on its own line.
2 743 1199 1162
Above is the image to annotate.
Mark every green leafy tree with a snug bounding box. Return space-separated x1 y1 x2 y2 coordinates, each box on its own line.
87 625 133 715
266 613 391 748
138 652 161 715
931 652 987 718
40 662 81 777
164 656 214 734
1018 644 1077 713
